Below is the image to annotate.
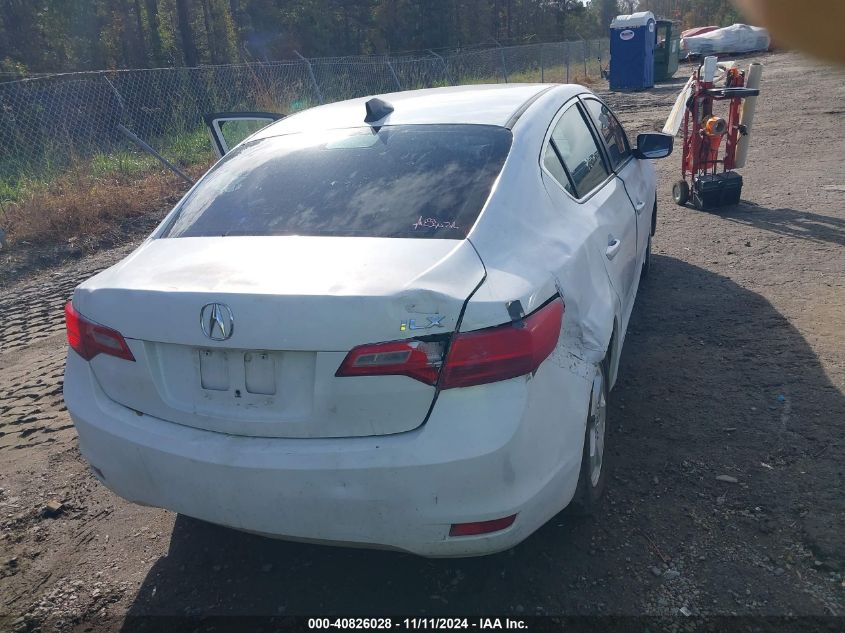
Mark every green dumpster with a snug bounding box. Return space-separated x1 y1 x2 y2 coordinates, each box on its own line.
654 20 680 82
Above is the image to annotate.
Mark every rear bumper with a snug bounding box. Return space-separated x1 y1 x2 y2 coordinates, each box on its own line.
64 351 589 557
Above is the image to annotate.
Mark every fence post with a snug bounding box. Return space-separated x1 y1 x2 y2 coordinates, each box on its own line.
565 42 570 83
294 50 323 104
494 39 509 83
428 50 452 85
540 44 544 82
101 74 126 116
583 39 588 78
116 124 193 184
102 72 184 180
596 40 603 80
385 55 402 90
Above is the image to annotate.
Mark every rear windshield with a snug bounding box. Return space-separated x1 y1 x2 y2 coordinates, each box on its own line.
160 124 512 239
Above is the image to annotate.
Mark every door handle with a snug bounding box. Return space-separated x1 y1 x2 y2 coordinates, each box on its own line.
635 200 646 214
606 238 621 260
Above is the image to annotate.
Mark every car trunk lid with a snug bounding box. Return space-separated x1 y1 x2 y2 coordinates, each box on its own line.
73 235 484 438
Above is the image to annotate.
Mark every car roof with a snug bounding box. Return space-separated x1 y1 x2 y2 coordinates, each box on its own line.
251 84 582 139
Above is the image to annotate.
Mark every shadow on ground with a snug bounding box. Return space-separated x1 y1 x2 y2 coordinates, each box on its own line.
719 204 845 248
120 255 844 626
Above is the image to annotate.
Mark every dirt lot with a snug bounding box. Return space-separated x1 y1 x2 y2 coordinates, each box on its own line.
0 50 843 631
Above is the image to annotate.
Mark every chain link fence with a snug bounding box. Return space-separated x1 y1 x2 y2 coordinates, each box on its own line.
0 38 609 191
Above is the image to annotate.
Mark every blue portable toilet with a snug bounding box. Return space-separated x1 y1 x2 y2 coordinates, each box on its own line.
609 11 656 91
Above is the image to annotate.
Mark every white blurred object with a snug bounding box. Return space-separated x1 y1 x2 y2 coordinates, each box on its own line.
609 11 655 29
681 24 770 57
734 62 763 168
662 74 695 136
703 56 719 82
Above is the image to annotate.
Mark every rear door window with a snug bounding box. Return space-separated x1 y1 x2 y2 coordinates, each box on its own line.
542 144 575 197
160 125 512 239
582 98 631 170
546 104 610 198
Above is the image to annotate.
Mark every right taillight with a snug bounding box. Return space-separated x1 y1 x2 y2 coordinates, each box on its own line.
439 298 563 389
65 301 135 362
335 298 563 389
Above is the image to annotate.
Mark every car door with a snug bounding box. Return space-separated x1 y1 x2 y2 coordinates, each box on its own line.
581 97 655 268
540 100 639 323
203 112 284 158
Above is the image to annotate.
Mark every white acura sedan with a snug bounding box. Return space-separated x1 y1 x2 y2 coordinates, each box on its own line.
64 84 671 557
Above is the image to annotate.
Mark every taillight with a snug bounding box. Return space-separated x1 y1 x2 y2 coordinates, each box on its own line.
335 339 445 385
64 301 135 362
439 298 563 389
335 298 563 389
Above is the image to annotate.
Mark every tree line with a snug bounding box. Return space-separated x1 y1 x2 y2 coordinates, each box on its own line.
1 0 744 75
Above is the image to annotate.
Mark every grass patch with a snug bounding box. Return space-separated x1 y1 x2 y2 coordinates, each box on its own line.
89 151 160 180
84 128 213 181
1 159 210 249
161 128 216 166
0 126 216 252
1 127 214 204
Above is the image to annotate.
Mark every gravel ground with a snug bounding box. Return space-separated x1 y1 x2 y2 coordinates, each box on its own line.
0 50 843 632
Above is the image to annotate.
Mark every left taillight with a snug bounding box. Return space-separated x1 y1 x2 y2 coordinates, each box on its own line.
64 301 135 362
335 339 445 385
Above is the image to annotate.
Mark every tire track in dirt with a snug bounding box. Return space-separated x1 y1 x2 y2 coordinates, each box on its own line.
0 264 111 353
0 245 136 451
0 344 70 451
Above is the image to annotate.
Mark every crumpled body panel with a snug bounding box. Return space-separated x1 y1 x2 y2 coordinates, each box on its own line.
463 86 633 387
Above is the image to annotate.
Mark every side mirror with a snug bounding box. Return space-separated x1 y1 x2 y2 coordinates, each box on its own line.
633 132 674 159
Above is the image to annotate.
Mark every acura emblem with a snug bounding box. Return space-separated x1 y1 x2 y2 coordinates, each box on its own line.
200 303 234 341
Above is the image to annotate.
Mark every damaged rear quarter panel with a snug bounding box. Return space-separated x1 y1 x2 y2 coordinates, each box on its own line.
463 87 621 385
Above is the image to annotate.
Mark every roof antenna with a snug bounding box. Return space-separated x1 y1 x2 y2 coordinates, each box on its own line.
364 97 394 124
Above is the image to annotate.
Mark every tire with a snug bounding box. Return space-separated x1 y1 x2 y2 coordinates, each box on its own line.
570 360 609 514
672 179 690 206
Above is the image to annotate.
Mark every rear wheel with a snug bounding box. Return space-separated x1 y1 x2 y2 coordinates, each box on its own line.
672 179 690 206
570 360 609 514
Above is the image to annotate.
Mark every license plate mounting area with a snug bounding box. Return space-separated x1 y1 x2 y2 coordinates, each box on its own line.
198 349 277 396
